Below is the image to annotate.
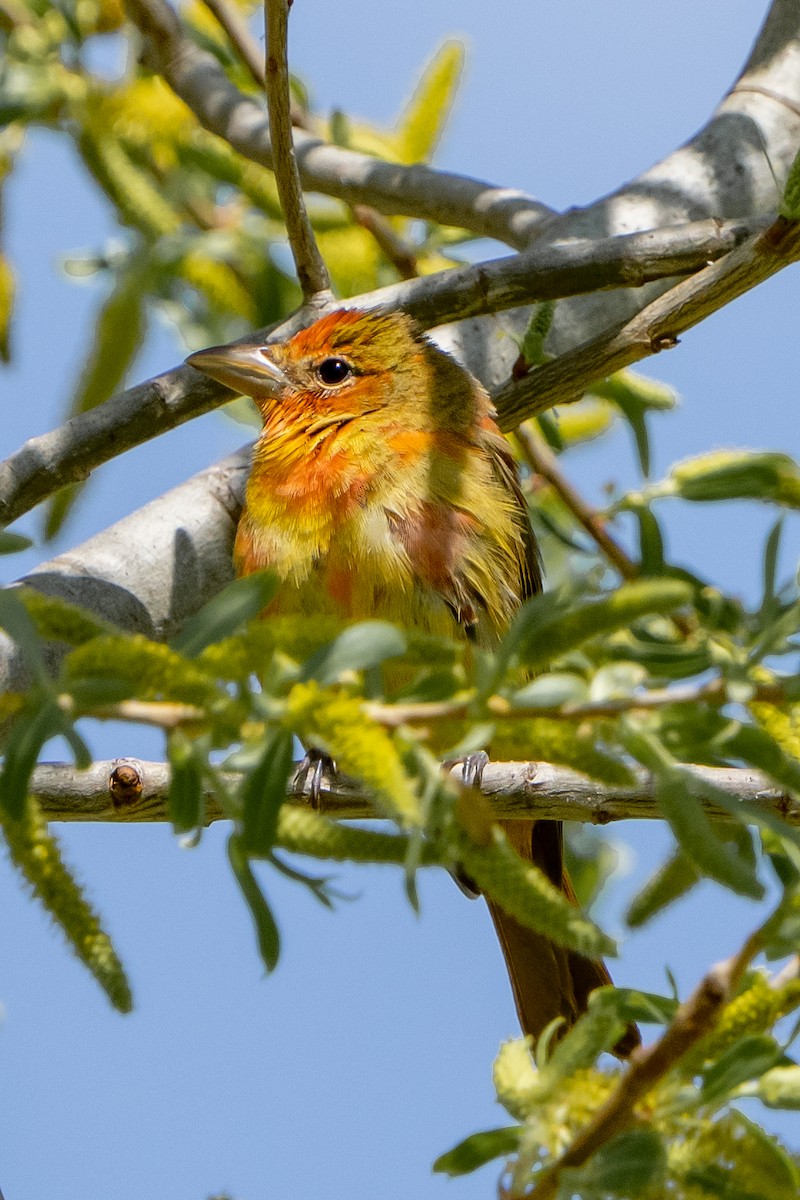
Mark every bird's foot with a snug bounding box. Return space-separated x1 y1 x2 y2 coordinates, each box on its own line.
295 748 336 810
445 750 490 899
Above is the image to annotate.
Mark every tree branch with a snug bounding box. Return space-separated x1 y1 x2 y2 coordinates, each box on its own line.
522 909 776 1200
30 759 799 825
263 0 331 301
0 216 760 529
515 423 639 581
122 0 553 248
495 214 800 429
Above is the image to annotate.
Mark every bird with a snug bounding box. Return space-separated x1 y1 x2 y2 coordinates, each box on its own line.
187 308 637 1052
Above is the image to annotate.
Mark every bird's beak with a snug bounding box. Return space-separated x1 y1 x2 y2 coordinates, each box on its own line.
186 343 289 396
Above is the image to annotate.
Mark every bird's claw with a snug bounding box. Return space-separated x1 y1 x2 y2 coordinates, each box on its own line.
295 748 336 810
445 750 490 899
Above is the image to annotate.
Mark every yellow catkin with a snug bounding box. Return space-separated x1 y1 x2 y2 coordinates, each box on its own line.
197 615 347 682
458 826 614 957
276 805 440 865
750 700 800 759
66 634 220 707
494 1038 541 1120
684 972 800 1071
1 797 132 1011
284 681 421 826
490 717 633 785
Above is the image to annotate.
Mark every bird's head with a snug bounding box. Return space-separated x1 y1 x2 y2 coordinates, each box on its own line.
186 308 444 428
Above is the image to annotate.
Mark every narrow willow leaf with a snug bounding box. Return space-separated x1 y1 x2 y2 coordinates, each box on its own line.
757 1065 800 1109
561 1129 667 1197
0 530 32 555
508 578 692 673
509 673 589 709
458 826 615 957
0 586 49 683
671 450 800 507
722 724 800 796
167 736 204 834
635 507 665 575
627 851 700 927
536 997 627 1085
44 259 149 538
654 770 762 899
172 571 279 658
623 726 763 898
0 698 63 820
1 797 132 1011
301 621 407 685
761 517 784 614
725 1110 800 1199
241 729 294 856
395 40 464 164
432 1126 521 1177
700 1035 781 1107
591 369 675 478
588 986 679 1027
227 833 280 972
0 250 14 361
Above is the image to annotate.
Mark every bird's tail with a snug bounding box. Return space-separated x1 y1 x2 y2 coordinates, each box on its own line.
487 819 640 1057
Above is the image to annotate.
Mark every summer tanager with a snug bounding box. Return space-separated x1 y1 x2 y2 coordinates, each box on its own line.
188 309 635 1050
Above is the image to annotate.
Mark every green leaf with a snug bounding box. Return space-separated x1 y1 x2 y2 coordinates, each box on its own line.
44 259 150 539
757 1065 800 1109
561 1129 666 1197
395 40 464 164
507 579 692 673
627 850 700 926
0 530 32 555
172 571 279 658
167 735 205 834
241 729 294 856
227 833 280 972
670 450 800 508
622 726 763 898
510 672 589 709
590 986 679 1027
0 697 63 820
701 1035 782 1107
634 507 665 575
761 517 784 615
721 724 800 796
0 586 49 684
433 1126 521 1177
301 620 407 685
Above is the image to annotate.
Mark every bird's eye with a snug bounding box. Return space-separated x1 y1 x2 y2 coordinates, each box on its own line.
316 357 352 386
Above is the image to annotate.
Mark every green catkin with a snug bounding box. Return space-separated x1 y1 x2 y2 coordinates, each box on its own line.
1 796 132 1011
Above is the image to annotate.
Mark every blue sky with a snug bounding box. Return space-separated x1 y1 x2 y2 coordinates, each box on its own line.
2 4 799 1198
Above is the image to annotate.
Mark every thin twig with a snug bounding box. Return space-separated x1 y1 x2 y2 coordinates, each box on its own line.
200 0 267 92
28 758 800 824
121 0 554 248
352 205 418 279
515 423 639 580
495 215 800 430
522 912 773 1200
263 0 331 301
0 216 761 529
363 676 786 729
